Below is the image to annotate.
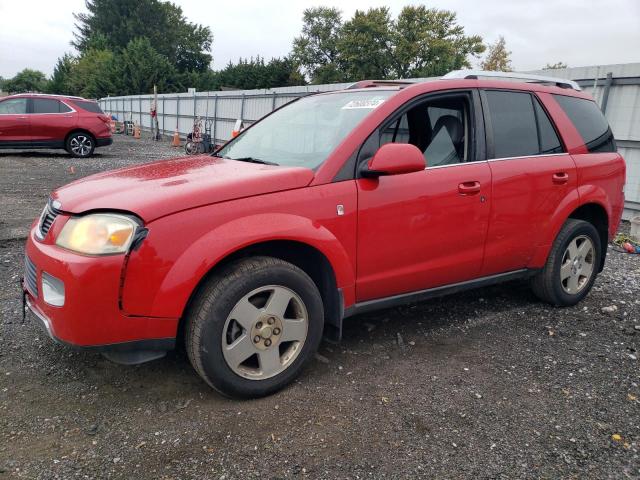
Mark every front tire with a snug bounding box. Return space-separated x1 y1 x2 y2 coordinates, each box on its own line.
66 132 95 158
531 219 601 306
185 257 324 398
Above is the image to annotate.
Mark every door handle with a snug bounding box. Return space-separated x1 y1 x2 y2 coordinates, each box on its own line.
552 172 569 185
17 116 27 119
458 181 481 195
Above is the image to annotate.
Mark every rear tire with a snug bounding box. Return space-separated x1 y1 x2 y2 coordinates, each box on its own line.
185 256 324 398
531 219 601 306
66 132 95 158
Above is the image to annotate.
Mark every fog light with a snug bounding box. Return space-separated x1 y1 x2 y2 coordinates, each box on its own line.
42 272 65 307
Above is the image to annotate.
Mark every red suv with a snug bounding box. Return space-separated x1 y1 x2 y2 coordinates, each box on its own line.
0 93 112 157
23 71 626 398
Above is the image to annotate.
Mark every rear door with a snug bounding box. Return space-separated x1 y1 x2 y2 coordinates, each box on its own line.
480 89 577 276
356 90 492 301
28 98 77 144
0 97 29 143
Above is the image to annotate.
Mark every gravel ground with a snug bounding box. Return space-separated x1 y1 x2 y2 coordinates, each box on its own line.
1 136 639 479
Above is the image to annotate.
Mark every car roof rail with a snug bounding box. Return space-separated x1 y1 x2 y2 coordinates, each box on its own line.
7 93 87 100
442 70 581 91
347 79 417 89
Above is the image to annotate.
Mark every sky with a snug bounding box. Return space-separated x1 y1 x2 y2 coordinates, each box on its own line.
1 0 639 79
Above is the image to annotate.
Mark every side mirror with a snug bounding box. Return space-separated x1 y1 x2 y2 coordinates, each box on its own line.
363 143 426 177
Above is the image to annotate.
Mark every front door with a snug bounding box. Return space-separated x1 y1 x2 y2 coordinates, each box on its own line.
0 97 29 143
355 91 491 302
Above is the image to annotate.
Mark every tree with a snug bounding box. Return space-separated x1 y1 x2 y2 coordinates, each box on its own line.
292 7 344 84
0 76 5 92
392 6 485 78
112 38 176 94
66 49 116 98
480 36 512 71
337 7 394 81
543 62 568 70
292 6 484 82
3 69 49 93
73 0 212 73
48 54 76 95
209 56 306 91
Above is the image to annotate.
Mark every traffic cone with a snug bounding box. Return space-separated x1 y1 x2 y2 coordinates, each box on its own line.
231 119 244 138
133 124 141 139
172 129 181 147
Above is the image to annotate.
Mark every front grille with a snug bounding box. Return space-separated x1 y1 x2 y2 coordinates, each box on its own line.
24 256 38 297
38 202 60 239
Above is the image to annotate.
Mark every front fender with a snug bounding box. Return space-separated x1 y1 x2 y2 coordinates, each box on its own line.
122 209 356 319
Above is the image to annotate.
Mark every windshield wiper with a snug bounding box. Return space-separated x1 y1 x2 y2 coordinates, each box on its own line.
228 156 279 166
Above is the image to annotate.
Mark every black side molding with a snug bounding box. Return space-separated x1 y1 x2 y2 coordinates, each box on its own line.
343 269 536 319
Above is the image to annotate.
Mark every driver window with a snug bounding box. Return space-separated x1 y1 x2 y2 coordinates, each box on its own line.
379 95 471 167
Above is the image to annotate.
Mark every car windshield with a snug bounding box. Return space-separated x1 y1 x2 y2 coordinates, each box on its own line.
216 90 394 169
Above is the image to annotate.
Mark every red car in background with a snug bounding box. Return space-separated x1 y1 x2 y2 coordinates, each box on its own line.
0 93 112 157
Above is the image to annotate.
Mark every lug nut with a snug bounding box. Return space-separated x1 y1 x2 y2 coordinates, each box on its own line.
273 328 281 335
268 317 275 325
264 339 272 347
254 336 261 343
256 321 263 329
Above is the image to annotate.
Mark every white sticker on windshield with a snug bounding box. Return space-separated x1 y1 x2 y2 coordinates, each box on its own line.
342 98 386 110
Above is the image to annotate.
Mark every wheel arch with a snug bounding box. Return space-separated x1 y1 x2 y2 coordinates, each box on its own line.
64 128 96 145
176 239 345 346
567 202 609 271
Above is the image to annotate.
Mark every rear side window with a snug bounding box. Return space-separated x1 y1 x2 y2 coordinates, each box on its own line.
485 91 539 158
485 90 564 158
32 98 72 113
73 100 104 114
553 95 615 152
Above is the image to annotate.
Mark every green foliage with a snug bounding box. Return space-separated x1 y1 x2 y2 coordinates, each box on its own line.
292 7 345 83
112 38 176 94
48 54 76 95
543 62 568 70
393 6 484 78
209 57 306 91
66 49 117 98
73 0 212 73
292 5 484 83
3 69 49 93
480 36 512 71
338 8 394 80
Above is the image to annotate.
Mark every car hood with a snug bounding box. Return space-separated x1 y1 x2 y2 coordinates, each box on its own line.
52 155 315 221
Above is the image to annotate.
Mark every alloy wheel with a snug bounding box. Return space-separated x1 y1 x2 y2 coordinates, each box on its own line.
560 235 595 294
221 285 308 380
70 135 92 156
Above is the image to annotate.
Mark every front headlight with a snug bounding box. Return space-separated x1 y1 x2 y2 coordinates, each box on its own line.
56 213 139 255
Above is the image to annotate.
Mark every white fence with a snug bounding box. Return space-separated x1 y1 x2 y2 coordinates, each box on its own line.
99 64 640 217
98 83 355 145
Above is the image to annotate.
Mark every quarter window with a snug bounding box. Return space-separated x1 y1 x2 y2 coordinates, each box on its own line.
0 98 27 114
533 98 563 154
552 94 616 152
